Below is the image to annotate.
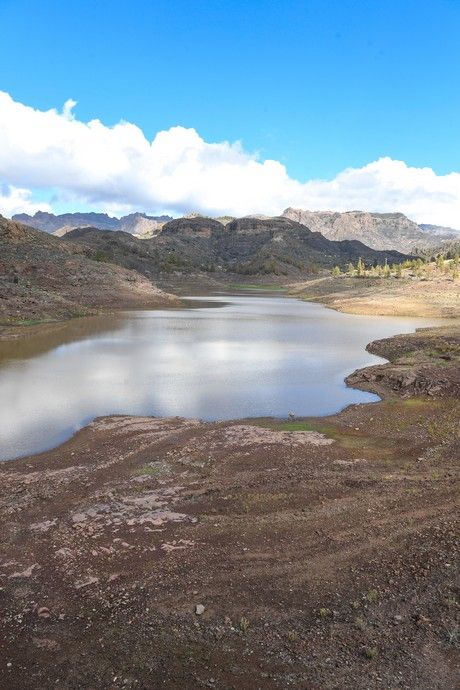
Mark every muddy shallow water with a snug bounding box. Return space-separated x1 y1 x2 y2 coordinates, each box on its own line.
0 294 436 460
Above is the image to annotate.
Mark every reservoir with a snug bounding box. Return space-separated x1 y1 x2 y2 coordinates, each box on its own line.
0 294 435 460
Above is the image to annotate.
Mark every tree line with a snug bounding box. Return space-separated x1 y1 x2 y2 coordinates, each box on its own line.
331 254 459 280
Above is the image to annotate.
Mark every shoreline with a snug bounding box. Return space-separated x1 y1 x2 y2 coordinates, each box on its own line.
0 292 458 689
3 269 460 343
288 274 460 319
0 296 450 464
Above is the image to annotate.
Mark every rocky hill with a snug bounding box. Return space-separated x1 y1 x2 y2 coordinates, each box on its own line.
14 209 460 253
282 208 460 253
12 211 173 239
418 223 460 240
64 215 409 279
0 216 177 324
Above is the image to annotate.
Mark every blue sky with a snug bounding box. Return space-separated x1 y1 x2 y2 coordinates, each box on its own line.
0 0 459 224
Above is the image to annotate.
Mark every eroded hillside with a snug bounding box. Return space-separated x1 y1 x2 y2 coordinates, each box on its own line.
0 216 178 325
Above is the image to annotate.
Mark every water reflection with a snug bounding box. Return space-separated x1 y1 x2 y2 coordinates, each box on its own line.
0 295 435 460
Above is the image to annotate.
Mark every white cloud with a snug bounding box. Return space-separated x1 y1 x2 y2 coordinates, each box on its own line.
0 90 459 227
0 182 52 217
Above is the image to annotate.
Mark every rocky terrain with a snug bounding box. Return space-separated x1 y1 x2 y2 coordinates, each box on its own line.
419 224 460 241
347 325 460 399
283 208 460 253
0 216 178 326
12 211 173 239
13 210 460 254
63 216 409 280
0 324 458 689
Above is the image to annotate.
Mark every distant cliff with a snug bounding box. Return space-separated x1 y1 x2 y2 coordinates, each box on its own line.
12 211 173 239
282 208 460 253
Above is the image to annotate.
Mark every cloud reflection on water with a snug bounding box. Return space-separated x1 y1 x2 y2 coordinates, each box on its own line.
0 296 434 460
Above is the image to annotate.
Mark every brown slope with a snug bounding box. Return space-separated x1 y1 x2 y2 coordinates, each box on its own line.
0 216 178 325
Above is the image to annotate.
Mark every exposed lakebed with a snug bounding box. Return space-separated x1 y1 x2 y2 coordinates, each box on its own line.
0 294 436 460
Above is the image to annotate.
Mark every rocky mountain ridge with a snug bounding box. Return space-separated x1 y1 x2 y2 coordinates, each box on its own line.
63 215 409 279
13 209 460 253
418 223 460 239
12 211 173 239
282 208 460 253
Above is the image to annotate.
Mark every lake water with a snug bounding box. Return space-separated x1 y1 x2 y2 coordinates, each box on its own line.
0 295 435 460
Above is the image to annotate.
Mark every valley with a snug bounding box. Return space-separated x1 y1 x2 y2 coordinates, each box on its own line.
0 211 458 690
3 3 459 688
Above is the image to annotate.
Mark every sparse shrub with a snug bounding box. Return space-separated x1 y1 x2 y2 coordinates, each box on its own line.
287 630 299 642
239 616 250 633
355 616 366 631
445 626 459 645
92 250 108 262
364 646 378 660
366 589 379 603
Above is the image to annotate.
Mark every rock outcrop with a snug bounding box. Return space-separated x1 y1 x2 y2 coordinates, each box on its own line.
282 208 460 253
346 326 460 399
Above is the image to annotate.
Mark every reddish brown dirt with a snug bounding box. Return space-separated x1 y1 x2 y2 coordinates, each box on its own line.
0 216 179 327
0 394 458 689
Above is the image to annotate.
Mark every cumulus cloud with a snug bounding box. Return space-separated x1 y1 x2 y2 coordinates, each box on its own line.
0 90 459 227
0 182 52 217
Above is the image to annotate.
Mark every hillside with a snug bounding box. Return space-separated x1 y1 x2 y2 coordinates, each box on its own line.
12 211 173 239
13 209 460 253
64 215 409 279
0 216 177 325
282 208 460 253
419 223 460 240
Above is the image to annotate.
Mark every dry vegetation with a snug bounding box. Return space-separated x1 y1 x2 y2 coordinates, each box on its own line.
289 257 460 318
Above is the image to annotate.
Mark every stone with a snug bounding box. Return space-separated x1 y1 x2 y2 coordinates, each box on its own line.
195 604 205 615
37 607 51 619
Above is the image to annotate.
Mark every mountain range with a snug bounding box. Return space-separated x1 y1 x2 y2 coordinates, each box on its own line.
62 215 408 279
12 211 172 239
13 209 460 254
